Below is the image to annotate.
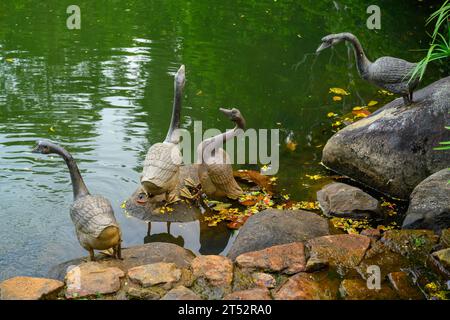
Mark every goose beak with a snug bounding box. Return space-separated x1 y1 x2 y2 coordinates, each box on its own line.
175 65 185 88
316 42 332 53
219 108 233 118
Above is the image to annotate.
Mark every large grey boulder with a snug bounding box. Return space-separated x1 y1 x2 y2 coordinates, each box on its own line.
317 182 381 218
402 169 450 232
322 76 450 199
227 209 330 260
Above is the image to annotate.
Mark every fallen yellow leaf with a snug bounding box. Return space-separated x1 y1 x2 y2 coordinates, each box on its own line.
332 96 342 102
368 100 378 106
329 87 350 96
327 112 338 118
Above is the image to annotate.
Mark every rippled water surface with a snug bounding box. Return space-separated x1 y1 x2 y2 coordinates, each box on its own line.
0 0 443 280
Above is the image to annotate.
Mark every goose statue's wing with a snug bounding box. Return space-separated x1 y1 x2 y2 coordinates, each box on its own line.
369 57 417 84
142 143 182 187
70 195 118 238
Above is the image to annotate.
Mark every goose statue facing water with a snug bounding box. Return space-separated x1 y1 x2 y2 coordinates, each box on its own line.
32 141 122 261
316 32 420 104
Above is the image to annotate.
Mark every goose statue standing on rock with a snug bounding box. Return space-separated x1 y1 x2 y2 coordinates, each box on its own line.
32 141 122 261
141 65 185 204
197 108 245 200
316 32 420 104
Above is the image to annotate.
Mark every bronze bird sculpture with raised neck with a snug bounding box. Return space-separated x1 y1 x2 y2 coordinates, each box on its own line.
141 65 185 204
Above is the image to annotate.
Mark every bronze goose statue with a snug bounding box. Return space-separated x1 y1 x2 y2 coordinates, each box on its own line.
32 141 122 261
141 65 185 203
316 32 420 104
197 108 245 200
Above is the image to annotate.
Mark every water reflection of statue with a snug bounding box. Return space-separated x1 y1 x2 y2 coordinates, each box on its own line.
198 217 232 255
144 222 184 247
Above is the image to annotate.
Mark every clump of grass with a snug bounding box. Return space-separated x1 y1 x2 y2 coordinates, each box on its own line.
410 0 450 82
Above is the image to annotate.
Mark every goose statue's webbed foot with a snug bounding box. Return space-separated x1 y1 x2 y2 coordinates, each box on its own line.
88 249 95 262
402 92 414 106
113 243 122 260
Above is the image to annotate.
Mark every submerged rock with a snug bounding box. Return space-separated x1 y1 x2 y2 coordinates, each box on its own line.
48 242 195 281
235 242 306 275
227 209 330 260
402 169 450 232
0 276 64 300
223 288 272 300
387 271 424 300
380 229 438 264
161 286 202 300
65 262 125 299
356 241 410 280
322 76 450 199
317 182 380 218
339 279 397 300
274 272 339 300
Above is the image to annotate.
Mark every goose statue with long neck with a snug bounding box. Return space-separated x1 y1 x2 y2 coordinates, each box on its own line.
316 32 420 105
32 141 122 261
197 108 245 200
141 65 185 203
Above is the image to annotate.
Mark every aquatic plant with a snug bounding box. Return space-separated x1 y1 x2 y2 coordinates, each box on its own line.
410 0 450 81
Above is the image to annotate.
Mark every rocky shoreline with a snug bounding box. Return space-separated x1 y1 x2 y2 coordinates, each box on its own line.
1 217 449 300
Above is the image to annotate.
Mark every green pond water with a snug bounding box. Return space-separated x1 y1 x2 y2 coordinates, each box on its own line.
0 0 445 281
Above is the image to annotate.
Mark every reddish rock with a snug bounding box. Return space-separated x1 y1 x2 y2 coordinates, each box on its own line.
356 241 410 280
361 228 381 240
191 255 233 287
223 288 272 300
161 286 202 300
274 272 339 300
252 273 276 289
339 279 397 300
128 262 181 288
0 277 64 300
235 242 306 274
307 234 371 269
65 262 125 299
387 272 423 300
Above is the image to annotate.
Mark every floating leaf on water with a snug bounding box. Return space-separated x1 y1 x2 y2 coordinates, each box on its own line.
49 126 56 133
329 87 350 96
368 100 378 106
332 96 342 102
377 89 394 96
196 90 203 96
327 112 338 118
352 106 363 111
120 201 127 209
5 58 14 63
305 174 323 180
